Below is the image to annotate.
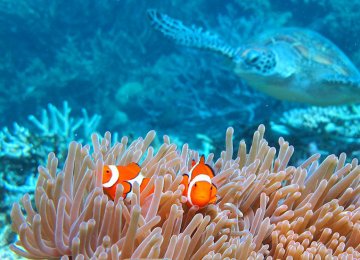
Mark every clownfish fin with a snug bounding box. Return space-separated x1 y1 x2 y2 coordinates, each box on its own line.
209 184 217 203
181 174 189 185
199 155 206 164
127 162 141 177
181 174 189 196
191 159 196 167
209 196 217 204
121 181 132 198
205 163 216 178
140 177 150 191
103 185 117 201
119 162 141 181
191 161 215 179
140 177 154 194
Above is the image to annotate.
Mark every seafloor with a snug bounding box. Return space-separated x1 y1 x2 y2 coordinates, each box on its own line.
1 0 360 259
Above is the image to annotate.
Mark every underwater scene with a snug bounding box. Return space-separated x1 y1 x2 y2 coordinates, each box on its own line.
1 0 360 259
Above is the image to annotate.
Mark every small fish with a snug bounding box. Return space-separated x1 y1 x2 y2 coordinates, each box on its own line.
102 162 151 200
181 155 217 208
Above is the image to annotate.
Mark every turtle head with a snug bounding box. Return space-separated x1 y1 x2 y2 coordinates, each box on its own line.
233 47 276 76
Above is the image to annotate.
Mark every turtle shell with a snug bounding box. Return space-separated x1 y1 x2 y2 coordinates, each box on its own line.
234 28 360 105
254 28 359 78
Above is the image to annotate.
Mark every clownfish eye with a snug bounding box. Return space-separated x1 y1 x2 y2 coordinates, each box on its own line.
194 183 197 187
106 170 110 173
210 186 213 190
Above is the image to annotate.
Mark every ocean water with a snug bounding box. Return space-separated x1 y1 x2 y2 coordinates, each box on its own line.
1 0 360 258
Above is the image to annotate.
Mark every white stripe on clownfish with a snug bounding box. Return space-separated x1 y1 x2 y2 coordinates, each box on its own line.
188 161 199 180
187 174 212 206
103 165 120 188
125 171 146 197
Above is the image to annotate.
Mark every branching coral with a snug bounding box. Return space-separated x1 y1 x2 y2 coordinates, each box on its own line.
10 125 360 259
271 105 360 139
0 123 32 159
271 105 360 159
28 101 101 143
1 101 101 165
0 101 100 232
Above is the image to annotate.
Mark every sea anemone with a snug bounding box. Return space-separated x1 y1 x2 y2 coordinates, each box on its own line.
10 125 360 259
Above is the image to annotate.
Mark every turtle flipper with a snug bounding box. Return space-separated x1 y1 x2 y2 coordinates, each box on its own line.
147 9 236 59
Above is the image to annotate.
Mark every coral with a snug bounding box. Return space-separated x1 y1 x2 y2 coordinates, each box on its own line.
270 105 360 160
0 101 100 203
1 0 357 136
115 81 144 106
10 125 360 259
28 101 101 144
0 101 101 166
0 123 32 159
0 0 289 138
0 101 101 251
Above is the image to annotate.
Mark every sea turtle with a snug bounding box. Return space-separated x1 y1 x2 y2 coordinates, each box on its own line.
147 10 360 106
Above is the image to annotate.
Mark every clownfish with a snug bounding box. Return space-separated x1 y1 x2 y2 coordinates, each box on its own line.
102 162 151 200
181 155 217 208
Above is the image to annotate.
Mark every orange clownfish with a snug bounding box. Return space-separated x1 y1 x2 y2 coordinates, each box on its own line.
102 162 151 200
181 155 217 208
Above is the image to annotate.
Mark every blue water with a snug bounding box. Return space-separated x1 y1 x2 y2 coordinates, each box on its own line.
1 0 360 254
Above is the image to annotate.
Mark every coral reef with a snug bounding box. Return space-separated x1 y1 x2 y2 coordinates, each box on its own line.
0 101 100 256
271 105 360 160
0 101 100 203
0 0 294 140
2 0 356 161
10 126 360 259
2 1 360 257
0 101 100 186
